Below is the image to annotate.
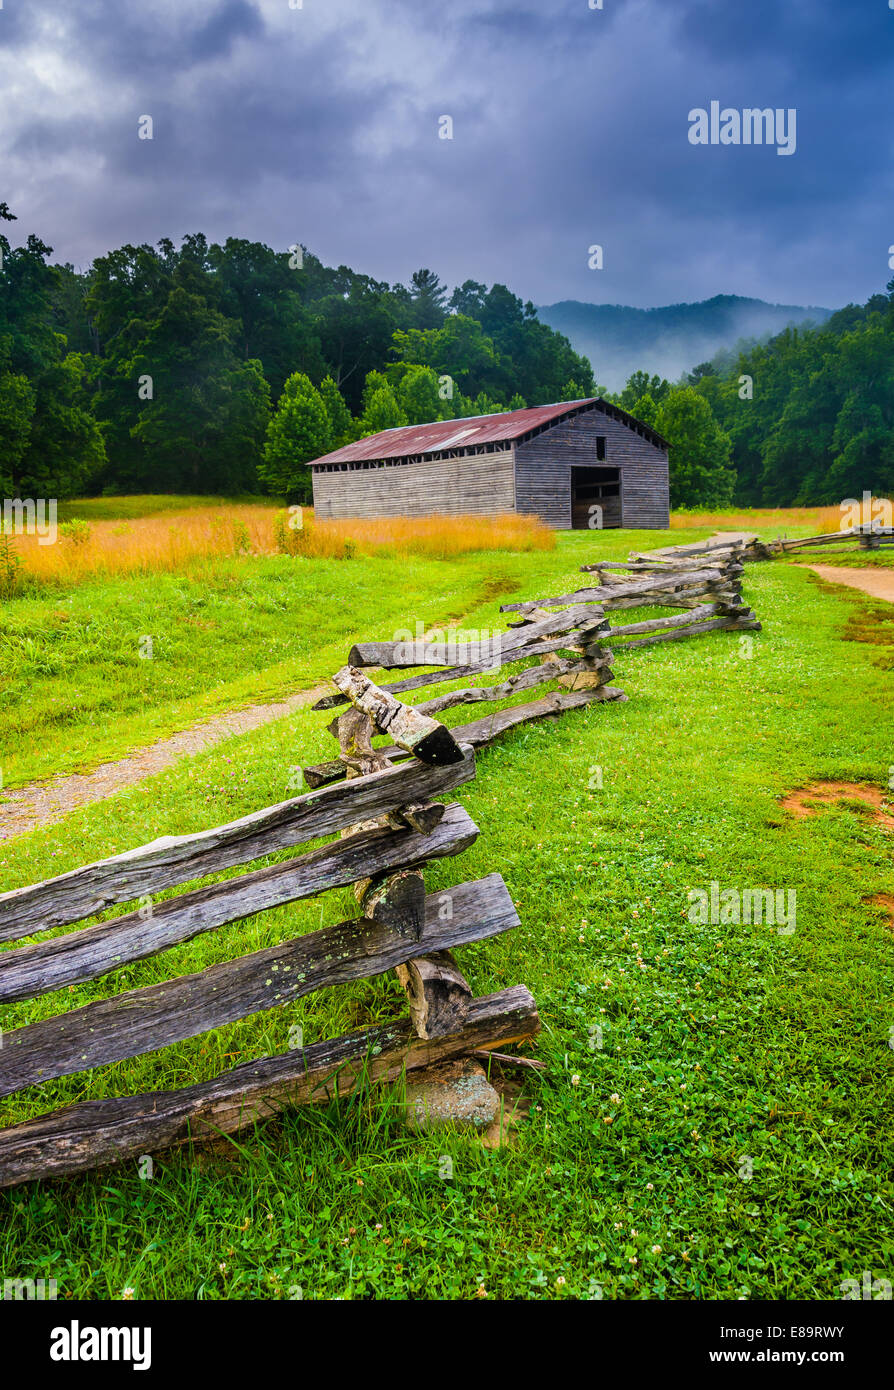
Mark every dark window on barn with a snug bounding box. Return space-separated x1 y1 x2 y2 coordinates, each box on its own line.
595 436 606 460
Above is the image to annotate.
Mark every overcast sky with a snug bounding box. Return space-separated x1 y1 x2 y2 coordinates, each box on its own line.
2 0 891 310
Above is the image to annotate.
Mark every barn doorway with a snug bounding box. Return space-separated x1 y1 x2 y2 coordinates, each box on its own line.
571 466 621 529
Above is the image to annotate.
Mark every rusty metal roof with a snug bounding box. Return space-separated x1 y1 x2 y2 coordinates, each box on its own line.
309 398 668 465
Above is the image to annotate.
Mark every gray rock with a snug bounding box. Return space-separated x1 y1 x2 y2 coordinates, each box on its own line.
404 1057 501 1131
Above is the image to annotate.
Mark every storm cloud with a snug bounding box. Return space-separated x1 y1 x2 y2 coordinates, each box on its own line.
1 0 891 310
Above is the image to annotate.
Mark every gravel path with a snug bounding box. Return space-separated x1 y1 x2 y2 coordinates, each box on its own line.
0 590 505 846
0 685 328 844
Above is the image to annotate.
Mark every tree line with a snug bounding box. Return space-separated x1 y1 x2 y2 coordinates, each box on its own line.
2 203 892 509
616 282 894 509
0 208 593 503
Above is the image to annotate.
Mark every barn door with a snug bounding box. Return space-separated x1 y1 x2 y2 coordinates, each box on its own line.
570 466 622 529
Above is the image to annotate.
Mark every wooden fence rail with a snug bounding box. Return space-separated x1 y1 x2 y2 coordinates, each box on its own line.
0 804 479 1005
499 554 760 653
0 987 538 1190
0 874 516 1098
631 524 894 565
0 537 770 1187
0 751 476 943
0 678 542 1189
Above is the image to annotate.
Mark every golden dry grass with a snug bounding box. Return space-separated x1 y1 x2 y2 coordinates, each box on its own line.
671 501 890 535
669 506 838 533
6 505 278 587
287 511 555 560
2 504 554 587
11 495 884 590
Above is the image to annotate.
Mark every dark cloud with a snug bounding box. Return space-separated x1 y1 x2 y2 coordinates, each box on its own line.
188 0 264 62
676 0 892 78
3 0 892 311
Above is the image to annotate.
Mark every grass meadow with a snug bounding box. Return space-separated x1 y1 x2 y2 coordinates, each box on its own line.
0 506 892 1300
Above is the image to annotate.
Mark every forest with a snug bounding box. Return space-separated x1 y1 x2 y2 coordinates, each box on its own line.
1 201 892 508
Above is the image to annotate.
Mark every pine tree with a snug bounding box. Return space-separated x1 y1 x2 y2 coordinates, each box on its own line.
260 372 332 502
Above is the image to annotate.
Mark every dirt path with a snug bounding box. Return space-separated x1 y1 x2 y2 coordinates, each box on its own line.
802 564 894 603
0 685 329 844
0 583 515 846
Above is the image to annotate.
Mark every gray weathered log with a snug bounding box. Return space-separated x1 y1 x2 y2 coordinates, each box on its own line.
506 607 609 630
775 529 862 551
629 535 753 561
395 950 473 1040
0 804 479 1004
509 570 744 615
0 874 515 1098
333 667 465 766
609 616 761 650
442 686 627 746
346 604 608 672
330 705 427 937
608 603 725 636
328 706 391 780
581 558 713 574
310 631 613 715
414 655 610 716
321 686 628 771
586 565 741 602
597 582 740 612
324 699 473 1018
500 587 604 613
304 650 625 795
0 986 540 1189
356 867 426 939
0 748 476 944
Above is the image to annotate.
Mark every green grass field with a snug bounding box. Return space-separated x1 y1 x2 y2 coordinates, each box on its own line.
1 519 892 1300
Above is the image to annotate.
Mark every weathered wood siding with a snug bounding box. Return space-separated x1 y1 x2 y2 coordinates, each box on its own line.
312 407 668 528
513 407 669 530
312 450 515 519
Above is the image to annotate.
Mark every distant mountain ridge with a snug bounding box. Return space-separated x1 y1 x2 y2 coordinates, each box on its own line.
538 294 834 392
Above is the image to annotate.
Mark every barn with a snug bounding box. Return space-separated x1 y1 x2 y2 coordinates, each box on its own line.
309 397 669 530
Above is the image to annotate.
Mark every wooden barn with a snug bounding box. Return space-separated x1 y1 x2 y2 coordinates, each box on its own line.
309 398 670 529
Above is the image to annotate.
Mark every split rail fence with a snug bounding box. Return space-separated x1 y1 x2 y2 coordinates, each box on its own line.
0 540 766 1188
303 605 626 790
633 524 894 566
517 550 762 653
305 551 762 789
0 687 541 1189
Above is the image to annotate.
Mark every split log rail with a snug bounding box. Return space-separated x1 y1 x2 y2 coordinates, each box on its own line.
0 688 541 1188
502 553 761 655
0 533 771 1187
303 601 627 789
633 524 894 564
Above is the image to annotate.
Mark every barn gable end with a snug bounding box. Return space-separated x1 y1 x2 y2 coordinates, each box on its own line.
514 405 669 530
